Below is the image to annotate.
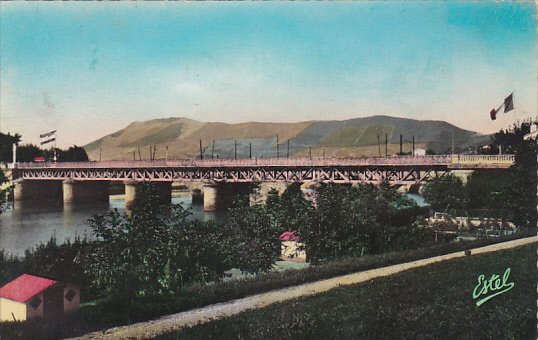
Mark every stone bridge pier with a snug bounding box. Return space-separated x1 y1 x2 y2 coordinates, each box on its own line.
203 183 253 212
14 180 63 202
124 180 172 207
62 179 110 204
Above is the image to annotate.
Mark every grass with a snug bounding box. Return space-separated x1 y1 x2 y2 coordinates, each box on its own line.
159 243 537 339
0 231 533 339
320 125 394 147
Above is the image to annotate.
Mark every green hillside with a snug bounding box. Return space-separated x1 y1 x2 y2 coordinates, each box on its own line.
84 115 489 161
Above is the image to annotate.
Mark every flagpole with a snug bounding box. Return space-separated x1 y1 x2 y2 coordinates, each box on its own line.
54 130 58 162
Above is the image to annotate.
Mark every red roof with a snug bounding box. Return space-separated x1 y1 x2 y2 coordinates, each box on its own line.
279 231 300 242
0 274 57 303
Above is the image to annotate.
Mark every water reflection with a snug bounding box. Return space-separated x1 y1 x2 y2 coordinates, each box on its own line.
0 192 223 256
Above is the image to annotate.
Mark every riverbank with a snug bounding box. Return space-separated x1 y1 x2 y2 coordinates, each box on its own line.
0 232 533 339
157 241 536 339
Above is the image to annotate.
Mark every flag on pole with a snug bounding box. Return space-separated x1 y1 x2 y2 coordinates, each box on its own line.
40 130 57 146
489 93 514 120
503 93 513 113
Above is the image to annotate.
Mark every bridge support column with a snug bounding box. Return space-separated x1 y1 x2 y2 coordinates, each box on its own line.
124 180 139 207
203 184 218 211
204 183 253 212
154 182 172 204
192 188 204 204
14 180 62 202
62 179 109 204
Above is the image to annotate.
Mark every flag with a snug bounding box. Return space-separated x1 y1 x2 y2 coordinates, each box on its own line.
39 130 56 139
490 108 496 121
40 137 56 146
488 93 514 120
504 93 513 113
40 130 56 146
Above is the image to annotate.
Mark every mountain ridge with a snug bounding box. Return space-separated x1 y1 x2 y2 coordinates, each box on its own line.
84 115 490 161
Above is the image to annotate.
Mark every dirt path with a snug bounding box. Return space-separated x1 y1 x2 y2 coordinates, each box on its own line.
73 236 537 339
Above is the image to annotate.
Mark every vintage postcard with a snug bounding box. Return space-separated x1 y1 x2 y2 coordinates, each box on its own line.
0 2 536 339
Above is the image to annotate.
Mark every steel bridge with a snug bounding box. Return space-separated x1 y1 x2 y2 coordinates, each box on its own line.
13 155 514 185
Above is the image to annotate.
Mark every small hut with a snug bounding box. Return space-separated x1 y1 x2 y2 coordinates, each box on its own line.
0 274 79 322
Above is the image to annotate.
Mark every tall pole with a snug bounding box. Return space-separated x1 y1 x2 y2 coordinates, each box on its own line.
377 134 381 157
399 134 403 155
412 136 415 156
165 145 168 161
199 139 203 160
137 146 141 161
211 140 215 159
99 148 102 162
234 140 237 160
133 150 136 161
249 142 252 159
385 133 388 156
287 139 290 158
323 148 325 158
309 146 312 159
12 143 17 167
452 130 454 154
276 135 279 158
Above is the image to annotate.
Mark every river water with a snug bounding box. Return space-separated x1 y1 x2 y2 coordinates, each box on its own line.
0 192 220 256
0 192 428 257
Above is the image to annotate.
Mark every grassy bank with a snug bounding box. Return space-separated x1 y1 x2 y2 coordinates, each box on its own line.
0 232 534 339
160 243 537 339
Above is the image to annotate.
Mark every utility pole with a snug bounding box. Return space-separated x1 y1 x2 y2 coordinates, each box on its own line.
412 136 415 156
99 148 102 162
149 145 153 160
199 139 203 160
399 134 403 155
249 142 252 159
234 140 237 160
287 139 290 158
165 145 168 161
452 130 454 154
133 150 136 161
323 148 325 157
385 133 388 156
276 135 279 158
377 134 381 157
137 146 141 161
211 140 215 159
309 146 312 159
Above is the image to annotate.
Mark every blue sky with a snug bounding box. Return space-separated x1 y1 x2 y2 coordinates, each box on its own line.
1 2 536 147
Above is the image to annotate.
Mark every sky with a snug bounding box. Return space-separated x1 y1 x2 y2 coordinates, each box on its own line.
1 2 536 148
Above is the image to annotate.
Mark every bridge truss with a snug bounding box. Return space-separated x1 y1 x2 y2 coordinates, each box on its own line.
13 155 514 186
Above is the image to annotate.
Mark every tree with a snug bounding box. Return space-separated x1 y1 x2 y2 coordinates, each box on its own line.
221 196 283 274
60 146 89 162
16 144 44 162
422 174 465 211
0 132 21 163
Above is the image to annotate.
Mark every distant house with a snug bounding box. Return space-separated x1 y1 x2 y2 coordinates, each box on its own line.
414 148 426 156
0 274 80 322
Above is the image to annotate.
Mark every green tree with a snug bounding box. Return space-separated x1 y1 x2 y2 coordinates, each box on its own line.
60 146 89 162
422 174 465 211
0 132 21 163
16 144 44 162
221 196 282 274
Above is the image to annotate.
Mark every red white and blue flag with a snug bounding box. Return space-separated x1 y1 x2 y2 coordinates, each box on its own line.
40 130 56 146
490 93 514 120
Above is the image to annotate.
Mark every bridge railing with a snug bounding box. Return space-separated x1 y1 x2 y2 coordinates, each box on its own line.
14 154 514 169
15 155 454 169
450 154 515 166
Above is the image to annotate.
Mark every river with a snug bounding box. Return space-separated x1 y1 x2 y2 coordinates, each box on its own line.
0 192 220 256
0 192 428 257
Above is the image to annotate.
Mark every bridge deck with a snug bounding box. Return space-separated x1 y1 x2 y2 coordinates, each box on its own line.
15 155 514 169
12 155 514 185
